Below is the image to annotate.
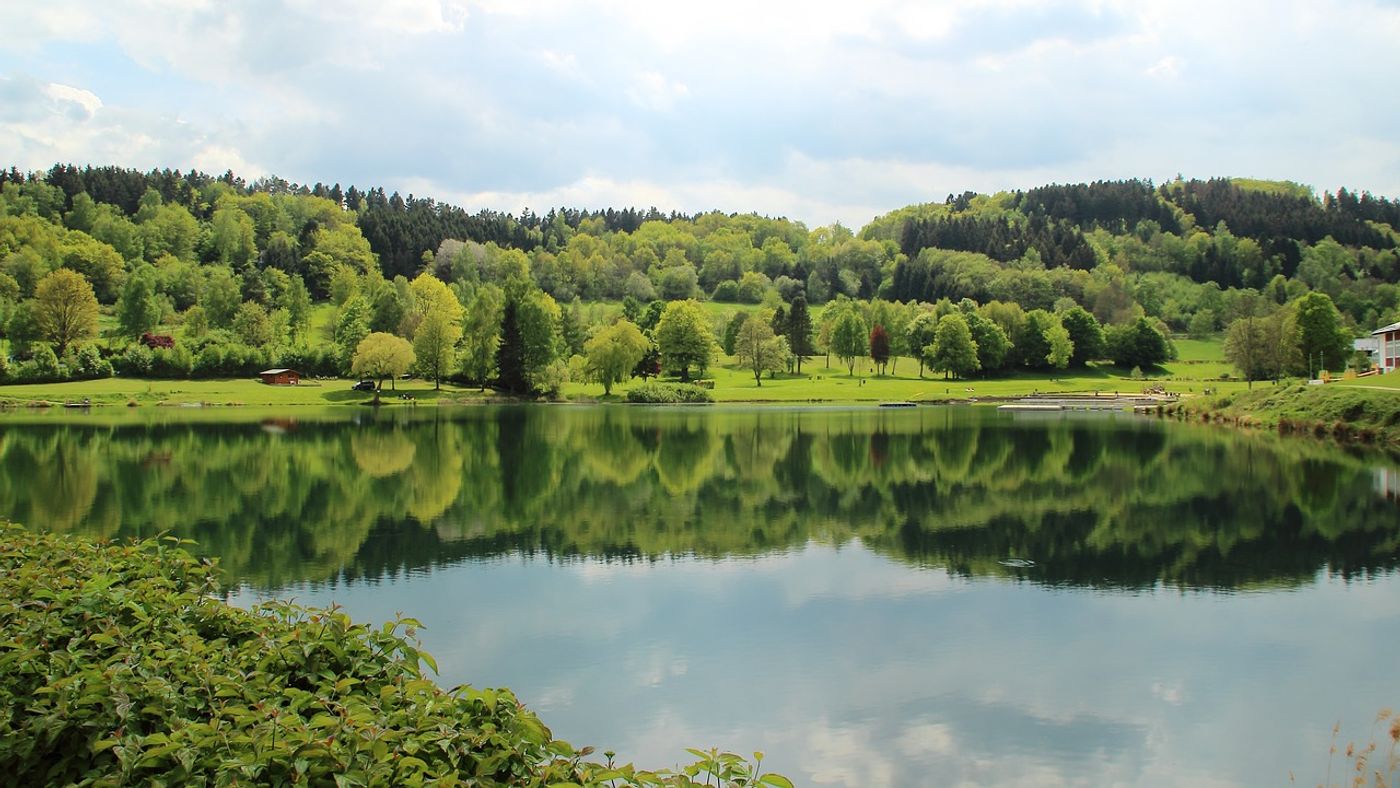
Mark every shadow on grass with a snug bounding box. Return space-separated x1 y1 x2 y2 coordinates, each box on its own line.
321 389 375 403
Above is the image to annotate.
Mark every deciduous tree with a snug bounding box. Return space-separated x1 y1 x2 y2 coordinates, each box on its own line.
734 315 789 386
460 284 503 390
830 307 868 375
927 312 980 379
583 319 649 395
869 324 891 375
34 268 98 356
413 310 462 389
351 332 415 392
654 299 716 381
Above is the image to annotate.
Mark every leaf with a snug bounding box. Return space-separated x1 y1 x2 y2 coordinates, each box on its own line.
758 775 795 788
418 650 438 675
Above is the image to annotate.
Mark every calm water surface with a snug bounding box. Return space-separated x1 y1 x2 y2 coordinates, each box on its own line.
2 405 1397 786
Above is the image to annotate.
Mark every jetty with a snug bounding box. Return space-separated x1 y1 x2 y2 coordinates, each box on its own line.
997 394 1173 412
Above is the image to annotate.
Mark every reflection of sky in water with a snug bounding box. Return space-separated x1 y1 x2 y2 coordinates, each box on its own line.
234 543 1400 787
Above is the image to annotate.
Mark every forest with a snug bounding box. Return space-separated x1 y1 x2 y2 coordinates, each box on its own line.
0 164 1396 392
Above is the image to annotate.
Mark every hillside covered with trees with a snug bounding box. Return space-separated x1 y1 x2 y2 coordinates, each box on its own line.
0 164 1395 393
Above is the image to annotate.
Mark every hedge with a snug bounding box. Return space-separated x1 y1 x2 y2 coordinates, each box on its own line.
0 525 788 787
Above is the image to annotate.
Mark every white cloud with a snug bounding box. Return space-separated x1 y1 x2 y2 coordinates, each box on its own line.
626 72 689 112
2 0 1399 225
44 83 102 117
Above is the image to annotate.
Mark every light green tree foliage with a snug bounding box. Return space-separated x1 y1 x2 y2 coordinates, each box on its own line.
313 225 377 274
207 204 257 269
89 204 144 263
882 301 914 375
181 305 209 339
279 276 312 339
154 256 202 310
351 332 415 391
34 268 99 356
141 202 200 263
1045 320 1073 369
2 248 50 298
734 313 790 386
928 312 980 379
1295 237 1353 297
201 266 243 328
460 284 503 389
334 296 372 372
63 192 98 233
0 271 19 303
59 232 126 303
830 306 869 375
232 301 274 348
583 319 649 395
654 299 716 381
116 267 163 339
513 284 566 392
406 273 464 338
413 310 463 390
1290 291 1352 374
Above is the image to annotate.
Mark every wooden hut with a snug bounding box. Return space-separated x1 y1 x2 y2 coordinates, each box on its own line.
259 368 301 386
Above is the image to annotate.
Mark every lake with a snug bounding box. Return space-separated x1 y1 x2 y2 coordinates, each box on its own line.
2 404 1397 785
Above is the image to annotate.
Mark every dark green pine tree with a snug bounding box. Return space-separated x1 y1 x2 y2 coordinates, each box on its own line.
495 298 529 395
786 295 814 374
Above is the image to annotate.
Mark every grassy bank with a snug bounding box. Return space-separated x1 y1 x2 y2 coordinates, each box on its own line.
1166 382 1400 450
0 525 789 786
0 340 1251 407
0 377 497 408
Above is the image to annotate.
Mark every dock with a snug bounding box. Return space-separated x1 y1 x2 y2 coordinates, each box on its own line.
997 394 1171 412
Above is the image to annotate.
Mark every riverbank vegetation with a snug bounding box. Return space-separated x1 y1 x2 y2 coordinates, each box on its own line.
0 524 790 786
1167 383 1400 449
0 166 1396 404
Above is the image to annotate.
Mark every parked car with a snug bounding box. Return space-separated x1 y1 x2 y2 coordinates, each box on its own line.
352 380 376 392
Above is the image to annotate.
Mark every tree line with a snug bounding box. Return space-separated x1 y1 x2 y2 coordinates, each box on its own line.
0 164 1395 390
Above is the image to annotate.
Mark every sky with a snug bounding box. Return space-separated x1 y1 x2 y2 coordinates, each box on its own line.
1 0 1398 229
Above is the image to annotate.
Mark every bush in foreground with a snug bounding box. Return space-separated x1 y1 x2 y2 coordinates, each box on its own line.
0 525 788 786
625 382 714 404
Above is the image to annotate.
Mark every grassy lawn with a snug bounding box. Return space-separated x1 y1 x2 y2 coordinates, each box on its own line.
0 377 495 407
4 336 1255 407
562 346 1252 403
1336 371 1400 389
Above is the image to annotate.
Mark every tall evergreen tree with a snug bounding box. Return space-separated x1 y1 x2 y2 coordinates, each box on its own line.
495 298 529 395
786 295 814 374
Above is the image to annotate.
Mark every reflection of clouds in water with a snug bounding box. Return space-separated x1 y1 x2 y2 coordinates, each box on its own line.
569 542 965 606
625 644 688 688
532 684 575 712
229 531 1400 788
1151 680 1185 706
895 721 957 760
805 719 896 787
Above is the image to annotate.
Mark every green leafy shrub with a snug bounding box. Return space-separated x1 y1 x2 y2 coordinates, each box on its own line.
65 343 114 380
0 526 786 787
625 382 714 404
15 343 64 383
112 344 155 376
